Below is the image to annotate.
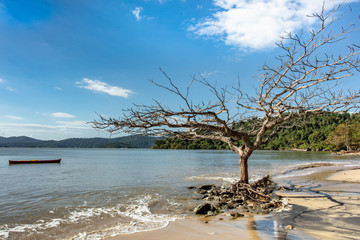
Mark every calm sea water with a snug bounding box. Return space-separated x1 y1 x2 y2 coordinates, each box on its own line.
0 148 359 239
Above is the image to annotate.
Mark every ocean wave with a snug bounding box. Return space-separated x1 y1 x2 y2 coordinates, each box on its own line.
276 161 360 179
0 217 64 238
0 194 179 240
187 175 238 183
274 162 338 179
70 195 179 240
186 173 270 184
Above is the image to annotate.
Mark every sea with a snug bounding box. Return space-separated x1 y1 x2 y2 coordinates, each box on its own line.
0 148 359 239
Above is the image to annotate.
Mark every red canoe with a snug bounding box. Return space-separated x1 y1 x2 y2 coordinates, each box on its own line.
9 159 61 164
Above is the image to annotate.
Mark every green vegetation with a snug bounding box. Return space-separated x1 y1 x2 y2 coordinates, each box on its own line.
262 113 358 151
153 138 230 150
153 113 360 151
326 121 360 151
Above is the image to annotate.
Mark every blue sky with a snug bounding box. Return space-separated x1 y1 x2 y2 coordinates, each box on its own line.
0 0 359 140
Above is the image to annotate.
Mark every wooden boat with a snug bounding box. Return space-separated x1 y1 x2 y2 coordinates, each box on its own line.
9 158 61 164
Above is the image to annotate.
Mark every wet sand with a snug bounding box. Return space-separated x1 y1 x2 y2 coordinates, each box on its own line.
327 168 360 182
108 166 360 240
277 166 360 239
107 217 270 240
106 214 309 240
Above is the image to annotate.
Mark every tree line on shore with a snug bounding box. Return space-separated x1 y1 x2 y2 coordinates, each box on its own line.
153 112 360 151
2 112 358 150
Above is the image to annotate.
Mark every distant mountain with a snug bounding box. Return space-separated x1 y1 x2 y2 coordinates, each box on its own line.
0 135 161 148
0 136 45 147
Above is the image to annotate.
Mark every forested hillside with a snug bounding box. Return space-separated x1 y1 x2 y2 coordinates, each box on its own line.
0 135 159 148
2 113 359 150
153 113 360 151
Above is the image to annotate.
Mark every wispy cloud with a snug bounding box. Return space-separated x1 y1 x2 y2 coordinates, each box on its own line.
55 86 62 91
0 78 15 91
51 112 75 118
166 116 186 124
6 86 15 92
76 78 134 98
132 7 143 21
4 115 23 120
55 120 88 127
200 70 218 77
190 0 359 51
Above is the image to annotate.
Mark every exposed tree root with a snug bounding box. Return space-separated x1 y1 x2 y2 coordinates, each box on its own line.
192 175 289 216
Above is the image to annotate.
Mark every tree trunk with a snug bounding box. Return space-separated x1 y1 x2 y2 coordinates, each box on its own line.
239 155 249 183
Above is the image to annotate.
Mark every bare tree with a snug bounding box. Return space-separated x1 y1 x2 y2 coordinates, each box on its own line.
93 5 360 183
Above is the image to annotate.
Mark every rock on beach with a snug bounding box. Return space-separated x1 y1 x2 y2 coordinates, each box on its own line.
191 176 290 216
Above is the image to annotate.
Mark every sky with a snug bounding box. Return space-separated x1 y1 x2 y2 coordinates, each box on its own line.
0 0 359 140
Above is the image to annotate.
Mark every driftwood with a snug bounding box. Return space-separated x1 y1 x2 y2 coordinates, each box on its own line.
193 175 288 216
231 175 273 203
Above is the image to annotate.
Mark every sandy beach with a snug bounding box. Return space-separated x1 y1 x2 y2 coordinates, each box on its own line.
327 168 360 182
107 166 360 240
106 214 307 240
276 167 360 239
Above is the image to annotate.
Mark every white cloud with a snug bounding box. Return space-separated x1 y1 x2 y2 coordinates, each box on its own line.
77 78 134 98
166 116 186 124
0 78 4 83
190 0 359 51
51 112 75 118
4 115 23 120
55 86 62 91
132 7 143 21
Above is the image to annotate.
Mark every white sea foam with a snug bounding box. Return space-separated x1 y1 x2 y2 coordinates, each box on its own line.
187 174 238 183
187 173 267 183
0 218 64 239
275 168 320 179
0 228 9 239
70 194 178 240
0 194 179 240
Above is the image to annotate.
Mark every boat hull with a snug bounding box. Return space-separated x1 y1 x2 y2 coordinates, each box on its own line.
9 159 61 164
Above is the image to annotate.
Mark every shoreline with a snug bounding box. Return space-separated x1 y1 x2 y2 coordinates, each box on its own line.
332 150 360 156
107 166 360 240
106 214 308 240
